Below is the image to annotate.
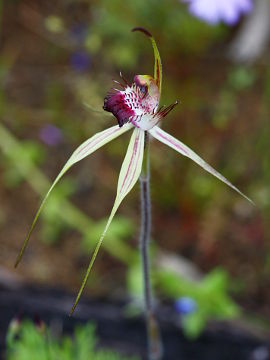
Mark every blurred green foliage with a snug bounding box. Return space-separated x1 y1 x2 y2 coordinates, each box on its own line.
1 141 45 188
81 216 135 260
213 66 257 129
41 179 76 244
6 320 138 360
126 256 239 338
157 269 240 338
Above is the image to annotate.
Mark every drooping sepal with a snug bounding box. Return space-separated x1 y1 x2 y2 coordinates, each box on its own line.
70 128 145 314
15 124 133 268
149 126 254 204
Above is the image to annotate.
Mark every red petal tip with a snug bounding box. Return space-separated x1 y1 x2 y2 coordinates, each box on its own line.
131 27 152 38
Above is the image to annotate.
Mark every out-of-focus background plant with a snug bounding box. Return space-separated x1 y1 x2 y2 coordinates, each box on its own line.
6 318 138 360
1 0 270 357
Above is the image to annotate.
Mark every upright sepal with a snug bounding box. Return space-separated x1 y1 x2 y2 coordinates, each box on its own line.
149 126 253 204
132 27 162 94
15 124 133 268
70 128 145 314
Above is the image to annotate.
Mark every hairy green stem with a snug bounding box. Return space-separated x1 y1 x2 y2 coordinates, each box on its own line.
140 131 162 360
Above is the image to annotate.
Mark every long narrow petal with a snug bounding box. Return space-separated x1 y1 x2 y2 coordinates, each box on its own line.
149 126 253 204
15 123 133 268
70 128 145 314
132 27 162 94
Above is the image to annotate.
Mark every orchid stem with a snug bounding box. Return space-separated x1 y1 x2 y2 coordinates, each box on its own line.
140 131 162 360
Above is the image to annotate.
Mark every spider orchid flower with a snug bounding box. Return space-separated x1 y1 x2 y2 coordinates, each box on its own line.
15 27 253 314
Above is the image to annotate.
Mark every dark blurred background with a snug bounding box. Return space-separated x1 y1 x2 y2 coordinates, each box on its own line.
1 0 270 353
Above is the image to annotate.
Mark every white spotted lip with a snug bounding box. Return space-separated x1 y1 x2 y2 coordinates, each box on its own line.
104 80 178 131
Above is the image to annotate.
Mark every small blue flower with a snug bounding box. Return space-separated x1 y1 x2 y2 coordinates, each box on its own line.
70 51 91 72
175 297 197 315
39 124 63 147
184 0 253 25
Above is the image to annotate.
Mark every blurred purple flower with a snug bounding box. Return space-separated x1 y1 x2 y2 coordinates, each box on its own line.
175 297 197 315
184 0 253 25
39 124 63 147
69 23 88 44
70 51 91 72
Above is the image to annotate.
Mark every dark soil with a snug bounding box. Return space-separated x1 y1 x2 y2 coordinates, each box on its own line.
1 285 270 360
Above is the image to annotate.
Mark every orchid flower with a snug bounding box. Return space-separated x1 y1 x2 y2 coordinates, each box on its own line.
15 27 253 314
183 0 253 25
